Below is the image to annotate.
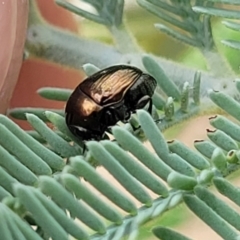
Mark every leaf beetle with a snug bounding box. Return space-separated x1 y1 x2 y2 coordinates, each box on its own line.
65 65 157 141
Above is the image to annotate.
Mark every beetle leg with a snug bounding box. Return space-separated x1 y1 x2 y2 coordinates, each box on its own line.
105 104 130 124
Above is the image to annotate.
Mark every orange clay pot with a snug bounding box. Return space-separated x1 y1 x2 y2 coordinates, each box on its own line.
0 0 28 114
10 0 84 129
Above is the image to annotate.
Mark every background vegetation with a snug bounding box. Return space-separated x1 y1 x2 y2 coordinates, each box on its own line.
1 1 240 239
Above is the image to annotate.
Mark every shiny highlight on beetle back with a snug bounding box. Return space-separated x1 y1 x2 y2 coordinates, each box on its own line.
80 68 141 105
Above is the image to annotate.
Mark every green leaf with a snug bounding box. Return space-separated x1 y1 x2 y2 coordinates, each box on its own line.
155 24 201 47
45 111 84 149
209 115 240 142
0 167 18 195
184 194 239 240
198 169 214 185
61 173 123 224
137 109 169 158
137 0 196 32
70 157 137 214
56 0 109 25
0 187 11 201
39 176 106 233
1 203 43 240
82 63 100 76
180 82 190 113
193 6 240 19
164 97 174 120
26 114 80 157
0 124 52 176
195 186 240 231
103 140 169 196
153 226 193 240
9 107 64 122
37 87 72 101
222 20 240 31
142 56 181 101
114 0 124 26
236 79 240 92
87 141 153 206
209 90 240 122
221 40 240 50
194 140 216 158
34 188 89 239
207 129 238 151
164 154 196 177
0 146 37 186
214 177 240 206
112 126 172 181
152 92 166 110
14 184 69 240
227 150 239 164
167 172 197 190
168 140 210 170
0 207 14 240
146 0 186 17
193 71 201 105
4 211 26 240
26 130 46 143
0 115 65 171
206 0 240 5
136 111 195 177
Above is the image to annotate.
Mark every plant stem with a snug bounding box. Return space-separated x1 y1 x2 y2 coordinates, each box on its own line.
25 22 237 98
26 24 122 69
202 50 233 78
109 24 140 54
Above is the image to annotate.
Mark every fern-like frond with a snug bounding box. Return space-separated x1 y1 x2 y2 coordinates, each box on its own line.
3 61 240 239
6 1 240 238
54 0 137 53
55 0 124 27
2 97 240 239
222 19 240 50
193 1 240 50
137 0 215 50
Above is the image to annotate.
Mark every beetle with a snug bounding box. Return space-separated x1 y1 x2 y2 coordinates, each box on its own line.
65 65 157 141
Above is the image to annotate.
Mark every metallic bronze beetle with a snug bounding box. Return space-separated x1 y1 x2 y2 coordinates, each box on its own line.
65 65 157 141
